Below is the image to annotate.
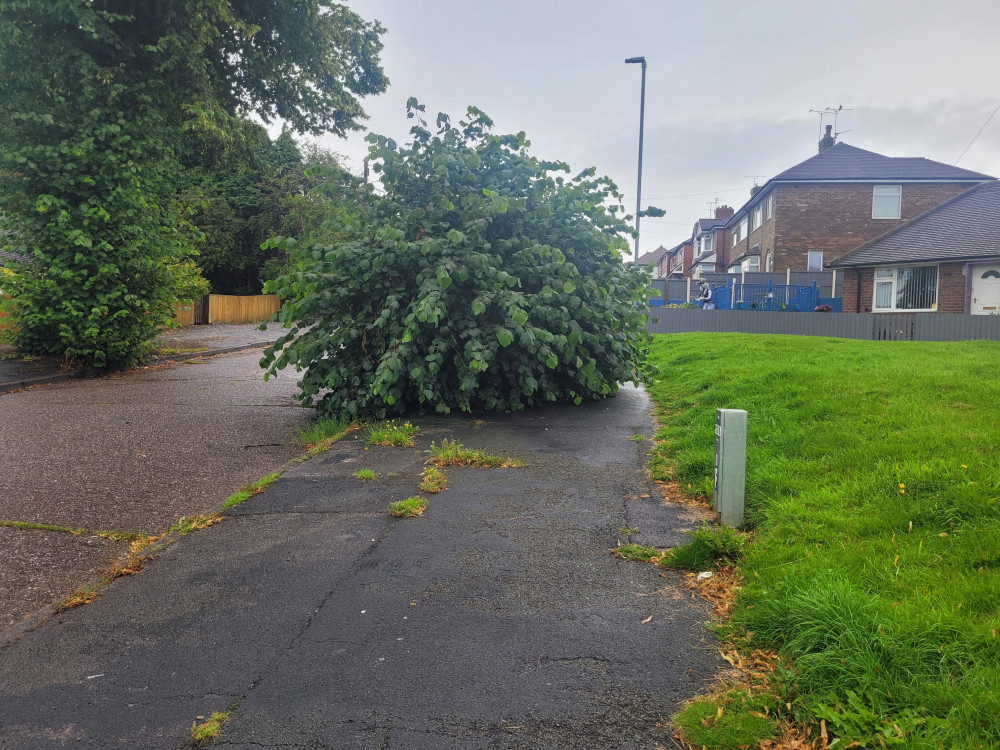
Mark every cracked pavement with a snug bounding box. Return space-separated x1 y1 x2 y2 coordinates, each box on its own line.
0 386 720 749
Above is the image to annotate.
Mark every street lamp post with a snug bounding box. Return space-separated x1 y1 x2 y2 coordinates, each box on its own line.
625 56 647 266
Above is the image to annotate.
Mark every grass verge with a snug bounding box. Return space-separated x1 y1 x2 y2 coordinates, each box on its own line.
427 438 523 468
647 333 1000 749
389 496 427 518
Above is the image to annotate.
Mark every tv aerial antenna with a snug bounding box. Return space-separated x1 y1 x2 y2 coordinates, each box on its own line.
809 106 853 140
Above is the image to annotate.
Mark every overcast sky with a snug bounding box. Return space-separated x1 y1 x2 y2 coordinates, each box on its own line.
305 0 1000 257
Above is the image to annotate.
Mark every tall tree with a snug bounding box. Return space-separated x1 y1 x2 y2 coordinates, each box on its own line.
0 1 387 367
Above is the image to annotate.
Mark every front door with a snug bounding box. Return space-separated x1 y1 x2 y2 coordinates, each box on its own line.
970 263 1000 315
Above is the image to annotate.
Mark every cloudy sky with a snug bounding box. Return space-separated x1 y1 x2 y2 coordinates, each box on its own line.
306 0 1000 257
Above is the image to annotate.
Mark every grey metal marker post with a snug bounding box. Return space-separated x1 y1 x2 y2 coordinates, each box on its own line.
713 409 747 528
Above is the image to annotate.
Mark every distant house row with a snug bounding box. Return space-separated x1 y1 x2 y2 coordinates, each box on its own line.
637 126 1000 315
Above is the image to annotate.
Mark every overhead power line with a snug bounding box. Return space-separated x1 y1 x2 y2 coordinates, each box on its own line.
623 185 753 201
955 102 1000 165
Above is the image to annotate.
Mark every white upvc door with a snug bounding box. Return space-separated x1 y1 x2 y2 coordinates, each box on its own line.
970 263 1000 315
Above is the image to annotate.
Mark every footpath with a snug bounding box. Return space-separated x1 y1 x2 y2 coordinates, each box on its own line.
0 323 279 393
0 386 720 749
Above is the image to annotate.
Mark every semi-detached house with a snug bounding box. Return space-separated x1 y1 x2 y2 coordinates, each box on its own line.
683 126 995 280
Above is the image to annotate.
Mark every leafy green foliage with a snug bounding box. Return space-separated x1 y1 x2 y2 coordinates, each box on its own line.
0 1 386 367
261 103 653 418
366 420 419 447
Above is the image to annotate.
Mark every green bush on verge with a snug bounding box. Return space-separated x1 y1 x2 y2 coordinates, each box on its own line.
261 101 653 418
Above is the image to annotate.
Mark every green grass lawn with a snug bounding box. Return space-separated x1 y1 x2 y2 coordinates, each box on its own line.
646 333 1000 749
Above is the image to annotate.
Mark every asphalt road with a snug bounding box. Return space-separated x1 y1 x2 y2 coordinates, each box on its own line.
0 386 719 749
0 348 310 628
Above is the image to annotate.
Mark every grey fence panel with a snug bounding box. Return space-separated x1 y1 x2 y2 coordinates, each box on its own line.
645 308 1000 342
666 279 689 302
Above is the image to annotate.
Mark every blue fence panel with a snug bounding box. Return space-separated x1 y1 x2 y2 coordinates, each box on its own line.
726 281 819 311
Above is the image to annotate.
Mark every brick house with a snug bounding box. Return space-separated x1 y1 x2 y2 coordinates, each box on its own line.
655 239 693 279
829 180 1000 314
688 205 735 277
723 126 994 275
635 245 671 278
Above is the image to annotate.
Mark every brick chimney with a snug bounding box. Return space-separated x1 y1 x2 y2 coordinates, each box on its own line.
818 124 836 152
750 186 763 197
714 205 734 220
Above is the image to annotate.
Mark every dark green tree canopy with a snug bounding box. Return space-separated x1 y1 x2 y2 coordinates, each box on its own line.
261 102 653 418
0 0 387 367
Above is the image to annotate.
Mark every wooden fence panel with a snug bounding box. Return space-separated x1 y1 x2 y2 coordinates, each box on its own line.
171 301 195 326
207 294 281 324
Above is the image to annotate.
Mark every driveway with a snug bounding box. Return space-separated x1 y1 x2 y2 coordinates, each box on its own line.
0 386 719 749
0 348 310 629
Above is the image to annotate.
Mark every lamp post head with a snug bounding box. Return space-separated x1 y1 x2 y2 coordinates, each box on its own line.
624 56 646 66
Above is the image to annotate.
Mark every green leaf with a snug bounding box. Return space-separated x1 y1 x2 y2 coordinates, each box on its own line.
471 300 485 315
563 281 576 294
497 330 514 348
546 355 558 369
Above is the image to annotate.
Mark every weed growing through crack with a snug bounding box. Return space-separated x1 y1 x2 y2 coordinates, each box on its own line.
389 496 427 518
55 536 162 612
352 469 378 481
614 543 665 563
418 466 447 493
169 513 223 535
658 525 746 570
619 526 640 535
191 711 231 746
367 420 419 447
427 438 523 468
298 415 354 454
221 473 281 508
631 433 644 442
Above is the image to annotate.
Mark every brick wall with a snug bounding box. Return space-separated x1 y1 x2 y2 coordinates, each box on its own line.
773 182 972 271
841 262 968 313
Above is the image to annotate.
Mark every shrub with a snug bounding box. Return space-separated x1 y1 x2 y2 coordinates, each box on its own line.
260 101 653 418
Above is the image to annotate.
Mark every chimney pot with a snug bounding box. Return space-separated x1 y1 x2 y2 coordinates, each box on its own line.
818 124 836 152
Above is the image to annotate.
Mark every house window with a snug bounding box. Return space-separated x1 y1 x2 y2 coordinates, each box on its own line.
807 251 824 271
748 256 760 271
732 227 740 244
872 266 938 311
751 205 763 231
765 252 773 272
764 194 773 221
872 185 902 219
740 217 748 239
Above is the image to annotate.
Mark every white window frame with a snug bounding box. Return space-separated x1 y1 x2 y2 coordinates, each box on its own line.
748 256 760 271
807 251 824 271
871 264 939 312
872 185 902 219
751 204 762 231
764 194 773 221
739 216 748 240
732 227 740 244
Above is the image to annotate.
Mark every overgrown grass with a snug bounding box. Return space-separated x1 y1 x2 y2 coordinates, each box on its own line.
389 496 426 518
352 469 378 481
221 473 281 508
418 465 447 493
647 333 1000 748
297 415 354 454
191 711 231 746
169 513 223 535
427 438 524 468
366 420 418 447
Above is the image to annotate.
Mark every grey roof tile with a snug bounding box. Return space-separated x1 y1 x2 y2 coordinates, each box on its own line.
773 143 994 182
